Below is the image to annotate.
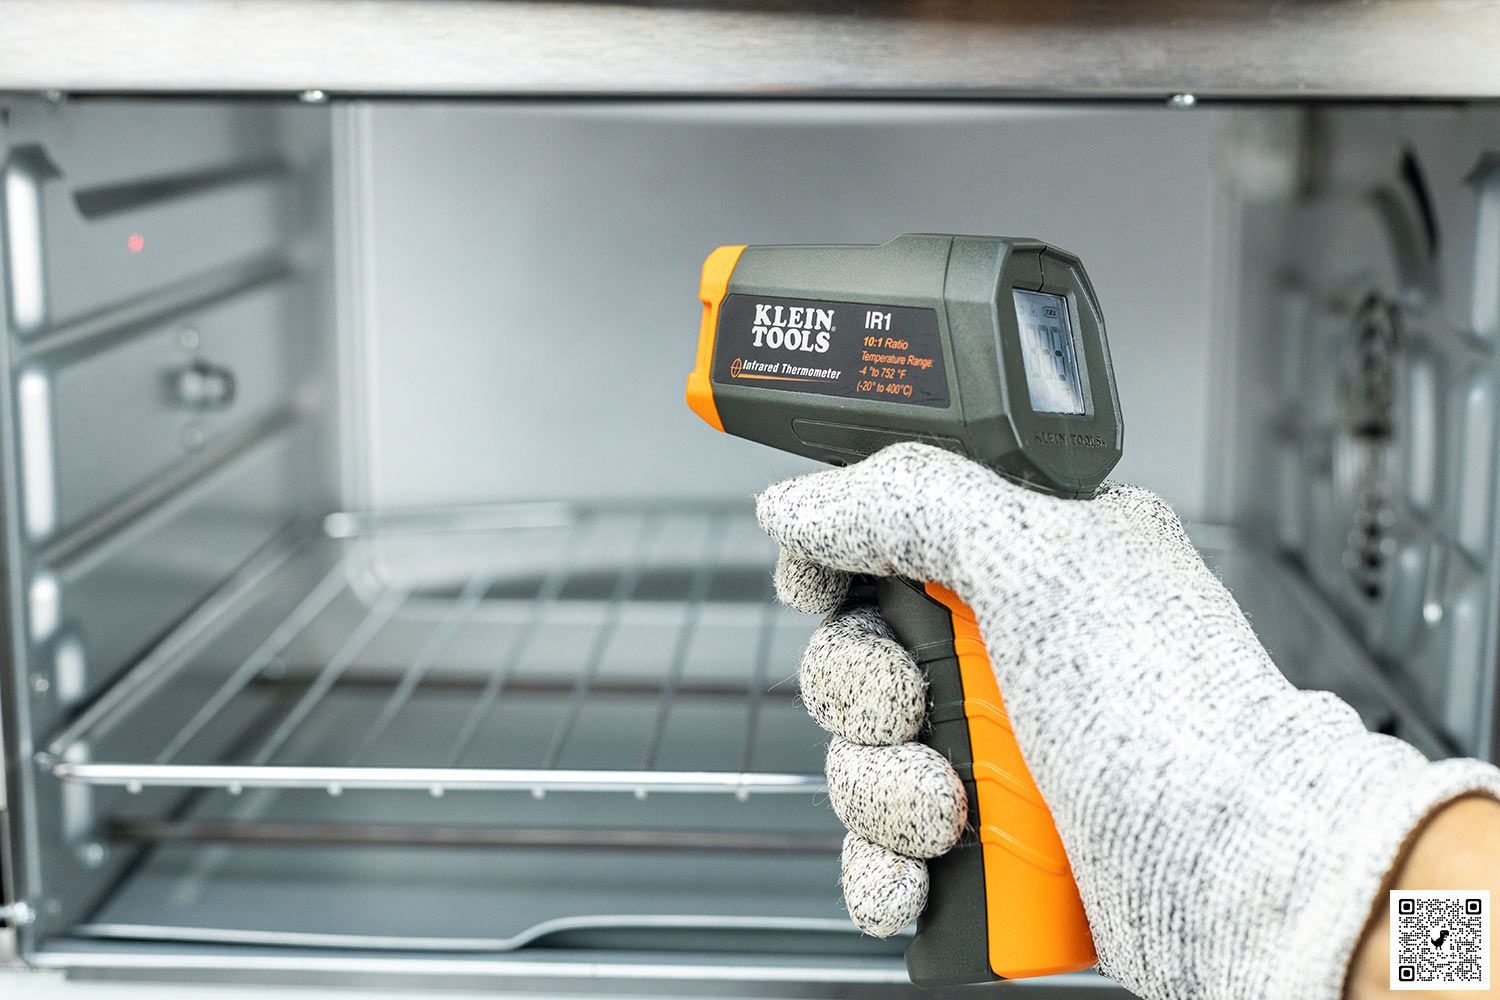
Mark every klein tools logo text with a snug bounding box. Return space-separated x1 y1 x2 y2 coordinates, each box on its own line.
1034 430 1106 448
751 302 834 353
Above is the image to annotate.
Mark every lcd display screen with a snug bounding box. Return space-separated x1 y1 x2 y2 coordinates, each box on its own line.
1012 289 1086 414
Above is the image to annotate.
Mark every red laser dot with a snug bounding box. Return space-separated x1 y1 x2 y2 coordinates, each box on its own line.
126 233 145 253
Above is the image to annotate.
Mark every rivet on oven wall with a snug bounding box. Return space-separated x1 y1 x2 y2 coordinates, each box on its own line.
260 655 287 681
171 360 236 410
29 674 49 695
181 422 207 451
78 842 107 869
178 325 201 352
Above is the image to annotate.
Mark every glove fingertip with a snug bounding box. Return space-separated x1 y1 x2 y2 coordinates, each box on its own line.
827 740 968 859
773 550 849 614
841 832 927 938
802 610 924 745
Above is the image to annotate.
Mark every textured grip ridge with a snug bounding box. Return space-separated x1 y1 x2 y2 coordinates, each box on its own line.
874 577 1095 986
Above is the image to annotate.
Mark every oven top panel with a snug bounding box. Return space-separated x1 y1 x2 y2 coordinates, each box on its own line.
1 1 1499 99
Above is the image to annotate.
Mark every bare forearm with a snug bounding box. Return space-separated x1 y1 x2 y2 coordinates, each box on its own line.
1346 796 1500 999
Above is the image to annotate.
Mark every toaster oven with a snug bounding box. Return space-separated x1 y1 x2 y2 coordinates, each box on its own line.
1 5 1498 998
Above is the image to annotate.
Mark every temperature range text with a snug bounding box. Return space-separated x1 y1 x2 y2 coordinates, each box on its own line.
855 333 940 401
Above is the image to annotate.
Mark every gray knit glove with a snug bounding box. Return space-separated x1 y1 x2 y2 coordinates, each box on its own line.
758 442 1500 1000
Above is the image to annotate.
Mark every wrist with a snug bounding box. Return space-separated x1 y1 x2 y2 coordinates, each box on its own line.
1345 794 1500 999
1275 757 1500 999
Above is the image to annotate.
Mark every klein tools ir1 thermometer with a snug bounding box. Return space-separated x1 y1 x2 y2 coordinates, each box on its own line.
685 234 1122 987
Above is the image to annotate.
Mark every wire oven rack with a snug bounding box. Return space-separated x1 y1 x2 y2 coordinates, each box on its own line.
32 505 1449 955
38 502 828 802
37 506 1449 811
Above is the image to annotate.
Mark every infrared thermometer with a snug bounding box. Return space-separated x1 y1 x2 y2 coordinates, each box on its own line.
685 234 1122 986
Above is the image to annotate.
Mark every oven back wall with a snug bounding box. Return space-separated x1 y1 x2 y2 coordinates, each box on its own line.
350 103 1233 519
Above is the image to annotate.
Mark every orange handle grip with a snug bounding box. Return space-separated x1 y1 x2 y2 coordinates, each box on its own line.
925 582 1096 979
878 577 1095 985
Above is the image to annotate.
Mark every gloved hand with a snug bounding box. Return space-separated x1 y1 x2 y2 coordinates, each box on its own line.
758 442 1500 1000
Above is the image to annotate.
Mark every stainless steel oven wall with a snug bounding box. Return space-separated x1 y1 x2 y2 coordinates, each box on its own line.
343 102 1242 528
0 97 337 954
1223 106 1500 761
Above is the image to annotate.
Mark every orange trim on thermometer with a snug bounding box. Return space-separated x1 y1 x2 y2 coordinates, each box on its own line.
686 244 745 432
923 582 1097 980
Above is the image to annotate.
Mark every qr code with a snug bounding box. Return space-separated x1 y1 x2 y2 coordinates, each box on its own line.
1391 890 1490 990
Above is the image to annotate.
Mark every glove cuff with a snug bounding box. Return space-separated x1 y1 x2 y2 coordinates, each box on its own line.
1274 757 1500 1000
